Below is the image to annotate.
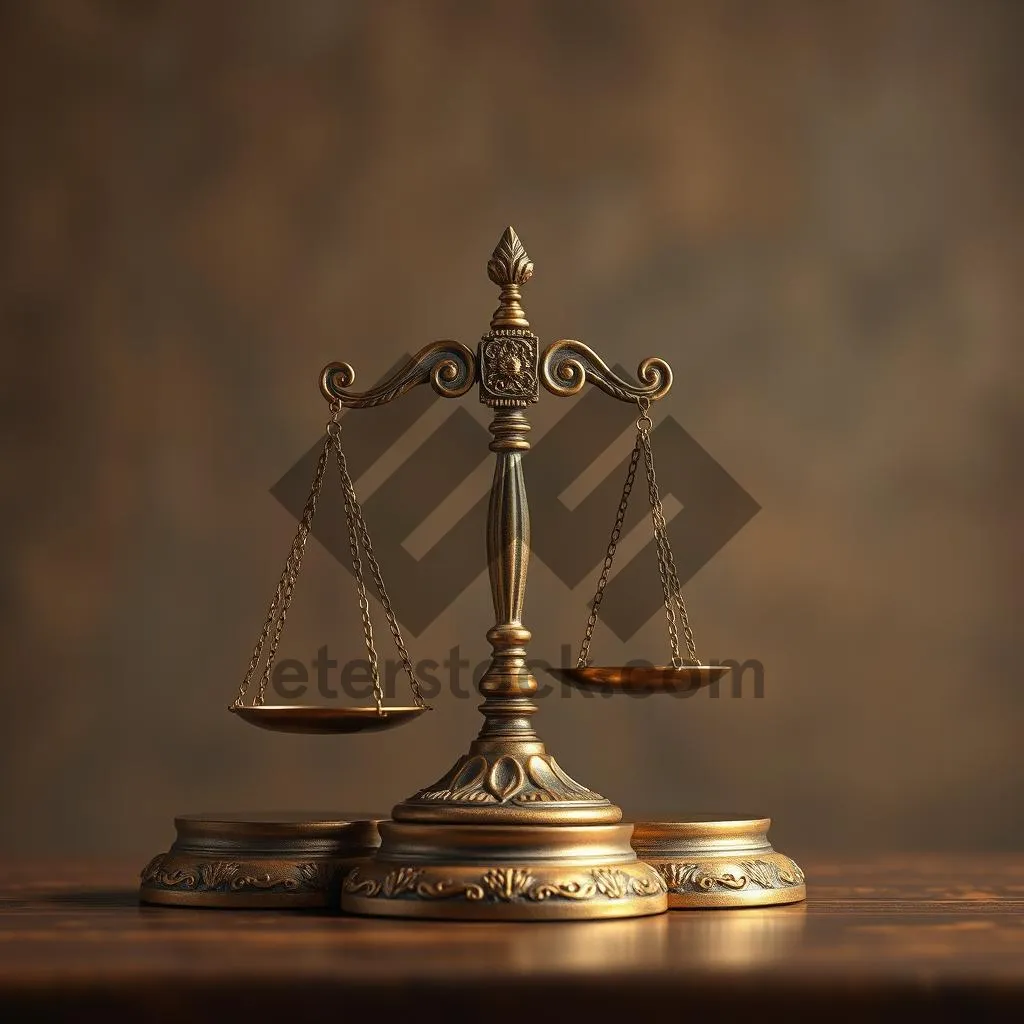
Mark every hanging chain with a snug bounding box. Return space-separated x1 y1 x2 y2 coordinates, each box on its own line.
327 408 384 714
232 402 425 712
577 438 641 668
231 434 332 709
330 409 426 710
637 401 681 667
576 397 700 670
637 397 699 667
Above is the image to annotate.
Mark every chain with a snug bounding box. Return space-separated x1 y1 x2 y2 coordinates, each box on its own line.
232 402 426 713
637 398 699 666
231 434 331 709
574 398 700 670
328 413 384 713
665 540 699 664
636 402 681 667
577 438 641 667
350 496 427 707
331 412 426 710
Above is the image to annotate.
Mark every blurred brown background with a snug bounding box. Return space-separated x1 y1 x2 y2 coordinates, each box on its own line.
1 0 1021 859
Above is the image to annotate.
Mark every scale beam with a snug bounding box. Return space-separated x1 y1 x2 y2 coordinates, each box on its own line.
540 339 673 402
319 341 477 408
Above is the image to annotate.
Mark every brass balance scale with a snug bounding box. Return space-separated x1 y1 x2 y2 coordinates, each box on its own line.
140 228 805 919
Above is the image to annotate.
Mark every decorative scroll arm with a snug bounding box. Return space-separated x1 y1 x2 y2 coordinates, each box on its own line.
540 340 672 403
320 341 477 408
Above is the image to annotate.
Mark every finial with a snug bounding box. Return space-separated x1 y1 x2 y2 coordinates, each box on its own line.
487 226 533 329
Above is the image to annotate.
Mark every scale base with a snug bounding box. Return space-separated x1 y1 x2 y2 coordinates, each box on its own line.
139 812 384 909
342 821 668 920
631 815 806 909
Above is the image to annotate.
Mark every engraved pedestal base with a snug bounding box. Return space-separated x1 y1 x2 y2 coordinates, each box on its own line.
342 821 668 920
631 816 806 909
139 812 384 909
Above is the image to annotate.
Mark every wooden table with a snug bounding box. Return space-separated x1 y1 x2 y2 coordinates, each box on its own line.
1 856 1022 1021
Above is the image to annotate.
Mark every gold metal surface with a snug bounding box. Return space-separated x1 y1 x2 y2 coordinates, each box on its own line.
631 816 806 909
548 664 731 694
317 229 676 919
341 822 666 920
320 341 477 406
139 812 384 908
203 226 802 922
486 226 534 330
231 367 435 726
568 388 714 681
540 339 673 401
387 229 632 832
229 705 429 735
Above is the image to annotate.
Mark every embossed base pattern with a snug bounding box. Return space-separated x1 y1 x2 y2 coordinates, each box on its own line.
342 861 666 920
394 750 619 825
651 852 805 908
139 852 353 908
341 821 668 920
138 812 383 909
631 817 806 909
417 751 601 804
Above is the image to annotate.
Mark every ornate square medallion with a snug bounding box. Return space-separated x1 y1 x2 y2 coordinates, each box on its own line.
479 331 539 405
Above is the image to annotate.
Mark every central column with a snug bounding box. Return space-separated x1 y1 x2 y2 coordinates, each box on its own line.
472 238 544 748
341 228 666 919
391 227 615 825
474 405 539 744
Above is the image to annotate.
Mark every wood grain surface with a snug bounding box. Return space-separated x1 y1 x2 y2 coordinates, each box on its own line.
0 855 1022 1021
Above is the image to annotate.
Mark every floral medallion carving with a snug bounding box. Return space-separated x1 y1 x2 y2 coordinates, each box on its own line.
481 335 538 400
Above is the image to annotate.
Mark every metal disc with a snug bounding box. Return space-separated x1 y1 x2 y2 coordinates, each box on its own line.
139 812 386 909
231 705 429 734
547 664 730 694
629 816 806 909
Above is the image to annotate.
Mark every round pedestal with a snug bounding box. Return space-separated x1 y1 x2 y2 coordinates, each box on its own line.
630 816 806 909
342 821 668 920
139 812 384 908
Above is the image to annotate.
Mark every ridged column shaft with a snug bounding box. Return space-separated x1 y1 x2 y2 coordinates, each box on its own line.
472 409 540 749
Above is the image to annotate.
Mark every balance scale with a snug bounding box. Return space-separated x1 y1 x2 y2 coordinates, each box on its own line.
140 228 805 920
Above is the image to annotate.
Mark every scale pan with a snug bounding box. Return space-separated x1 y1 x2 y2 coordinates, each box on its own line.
548 664 731 695
231 705 428 735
